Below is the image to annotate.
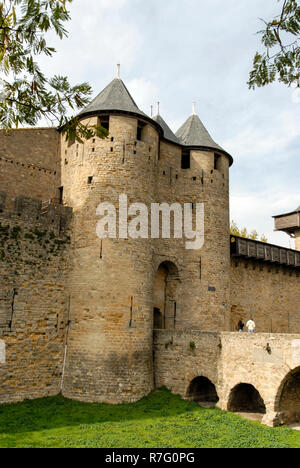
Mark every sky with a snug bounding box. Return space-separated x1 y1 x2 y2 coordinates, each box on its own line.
39 0 299 248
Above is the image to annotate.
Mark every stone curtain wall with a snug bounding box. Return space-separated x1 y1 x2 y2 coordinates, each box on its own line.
230 258 300 333
153 330 220 397
0 128 61 209
0 197 71 403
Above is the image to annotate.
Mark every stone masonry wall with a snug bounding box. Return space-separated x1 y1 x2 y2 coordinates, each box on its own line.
154 330 300 426
0 196 71 403
218 332 300 426
155 140 231 332
0 128 61 209
230 258 300 333
154 329 220 397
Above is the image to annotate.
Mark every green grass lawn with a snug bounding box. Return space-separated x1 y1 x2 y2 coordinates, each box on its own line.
0 388 299 448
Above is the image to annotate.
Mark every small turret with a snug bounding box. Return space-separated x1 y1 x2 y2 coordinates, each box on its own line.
152 113 181 145
176 107 233 166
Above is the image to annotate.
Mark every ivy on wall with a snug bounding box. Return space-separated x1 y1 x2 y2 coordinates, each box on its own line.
0 223 70 271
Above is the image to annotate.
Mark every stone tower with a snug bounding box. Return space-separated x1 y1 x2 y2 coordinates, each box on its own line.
173 109 233 331
61 75 161 403
273 206 300 251
60 71 233 403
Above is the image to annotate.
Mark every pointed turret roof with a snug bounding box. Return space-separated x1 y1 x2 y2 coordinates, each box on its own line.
176 113 233 165
79 78 147 119
152 114 181 145
176 114 222 150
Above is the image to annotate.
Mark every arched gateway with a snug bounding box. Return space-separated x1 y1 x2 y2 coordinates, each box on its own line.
153 261 179 330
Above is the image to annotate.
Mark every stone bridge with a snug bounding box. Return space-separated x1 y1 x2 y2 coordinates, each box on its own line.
154 330 300 426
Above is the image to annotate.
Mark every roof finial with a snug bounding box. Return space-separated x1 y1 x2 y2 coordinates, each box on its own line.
192 101 196 115
157 101 160 115
150 105 153 117
117 63 121 79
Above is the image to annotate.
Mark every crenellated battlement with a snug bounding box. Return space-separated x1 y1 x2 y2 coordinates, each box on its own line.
0 191 72 234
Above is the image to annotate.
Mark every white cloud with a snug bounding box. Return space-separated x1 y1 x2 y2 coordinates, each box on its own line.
91 0 127 9
223 109 300 160
126 78 159 115
38 0 141 82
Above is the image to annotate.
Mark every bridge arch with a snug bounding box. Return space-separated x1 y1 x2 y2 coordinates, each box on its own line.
227 383 266 414
186 376 219 403
275 366 300 425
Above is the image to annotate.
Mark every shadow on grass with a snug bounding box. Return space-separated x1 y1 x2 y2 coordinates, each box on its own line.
0 388 299 448
0 388 197 435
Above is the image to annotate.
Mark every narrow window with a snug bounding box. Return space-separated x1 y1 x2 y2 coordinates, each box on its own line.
129 297 133 327
137 127 142 141
214 153 221 170
98 116 109 131
137 120 146 141
59 187 63 205
181 149 191 169
9 289 17 331
88 176 93 184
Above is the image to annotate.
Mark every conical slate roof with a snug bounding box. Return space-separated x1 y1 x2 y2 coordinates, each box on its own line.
79 78 147 119
152 114 181 145
176 114 224 151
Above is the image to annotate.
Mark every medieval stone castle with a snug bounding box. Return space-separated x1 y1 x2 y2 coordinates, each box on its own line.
0 70 300 427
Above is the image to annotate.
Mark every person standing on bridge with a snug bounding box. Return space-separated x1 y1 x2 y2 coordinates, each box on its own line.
246 317 256 334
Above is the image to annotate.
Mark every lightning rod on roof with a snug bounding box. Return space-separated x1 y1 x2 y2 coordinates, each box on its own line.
117 64 121 79
150 105 153 117
192 101 196 115
157 102 160 115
